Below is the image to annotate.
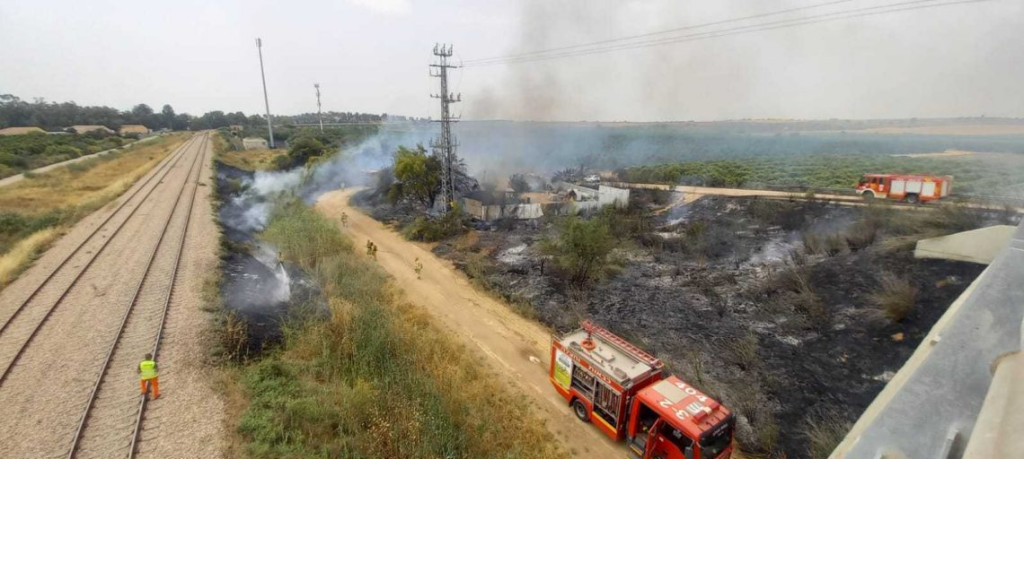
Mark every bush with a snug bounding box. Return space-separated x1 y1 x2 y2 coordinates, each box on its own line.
0 151 26 168
402 205 469 242
726 331 759 371
541 215 616 286
844 220 878 251
823 233 845 256
802 231 823 254
870 273 918 323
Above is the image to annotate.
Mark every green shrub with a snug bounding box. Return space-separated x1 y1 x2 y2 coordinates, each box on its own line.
402 205 469 242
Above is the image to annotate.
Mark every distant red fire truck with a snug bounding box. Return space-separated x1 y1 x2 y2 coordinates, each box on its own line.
857 173 953 203
549 321 734 459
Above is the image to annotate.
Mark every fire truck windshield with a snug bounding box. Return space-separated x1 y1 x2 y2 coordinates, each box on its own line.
700 418 734 458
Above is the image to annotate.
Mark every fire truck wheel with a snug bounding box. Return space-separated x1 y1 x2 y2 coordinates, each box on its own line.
905 194 919 204
861 190 874 201
571 399 590 422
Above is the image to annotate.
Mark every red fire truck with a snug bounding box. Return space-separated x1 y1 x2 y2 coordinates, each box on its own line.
856 173 953 203
549 321 734 459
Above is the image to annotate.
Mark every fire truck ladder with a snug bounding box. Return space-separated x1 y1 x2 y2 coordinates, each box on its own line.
581 321 664 370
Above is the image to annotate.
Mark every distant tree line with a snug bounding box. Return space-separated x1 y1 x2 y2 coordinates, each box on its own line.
0 94 406 133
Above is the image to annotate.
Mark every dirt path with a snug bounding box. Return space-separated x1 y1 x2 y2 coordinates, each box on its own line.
317 189 622 459
616 181 1022 213
0 134 224 458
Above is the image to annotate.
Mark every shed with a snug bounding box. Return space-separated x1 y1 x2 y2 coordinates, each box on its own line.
119 124 150 136
242 137 269 150
0 126 45 136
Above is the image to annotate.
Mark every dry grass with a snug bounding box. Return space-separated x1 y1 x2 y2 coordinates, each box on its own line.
726 331 760 371
0 227 61 287
226 199 565 458
805 412 854 459
0 133 189 216
0 133 189 288
217 148 284 172
870 273 918 323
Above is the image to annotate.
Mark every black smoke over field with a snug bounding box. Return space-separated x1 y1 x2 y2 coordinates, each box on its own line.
464 0 1024 122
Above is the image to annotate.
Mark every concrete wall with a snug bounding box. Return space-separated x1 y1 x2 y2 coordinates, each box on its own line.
461 198 543 221
598 185 630 207
915 225 1016 265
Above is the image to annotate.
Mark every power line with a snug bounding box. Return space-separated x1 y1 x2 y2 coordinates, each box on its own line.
465 0 992 68
467 0 947 66
465 0 858 65
471 0 940 66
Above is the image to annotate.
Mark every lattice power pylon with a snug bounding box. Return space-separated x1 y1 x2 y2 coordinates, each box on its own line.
429 43 461 214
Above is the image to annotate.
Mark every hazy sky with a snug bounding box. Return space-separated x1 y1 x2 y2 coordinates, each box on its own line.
1 0 1020 121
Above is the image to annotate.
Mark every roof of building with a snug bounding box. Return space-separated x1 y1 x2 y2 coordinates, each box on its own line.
0 126 45 136
119 124 150 133
69 125 114 133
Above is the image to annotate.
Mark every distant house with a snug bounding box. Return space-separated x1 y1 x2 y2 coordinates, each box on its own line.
0 126 45 136
242 137 269 150
68 125 115 135
119 124 150 136
228 125 244 135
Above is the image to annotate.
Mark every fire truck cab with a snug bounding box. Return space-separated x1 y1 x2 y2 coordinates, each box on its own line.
857 173 952 203
549 321 734 459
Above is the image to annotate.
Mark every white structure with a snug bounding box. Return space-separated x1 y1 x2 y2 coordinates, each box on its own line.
242 137 269 150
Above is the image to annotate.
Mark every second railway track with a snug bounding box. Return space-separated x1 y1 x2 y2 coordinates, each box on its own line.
0 135 204 386
68 133 210 459
0 132 211 458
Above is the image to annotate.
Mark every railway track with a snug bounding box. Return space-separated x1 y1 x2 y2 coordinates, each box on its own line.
0 134 204 386
67 132 210 459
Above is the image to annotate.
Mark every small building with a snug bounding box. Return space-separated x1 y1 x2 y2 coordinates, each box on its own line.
68 125 115 135
228 125 244 135
520 191 558 205
119 124 150 136
242 137 269 150
0 126 45 136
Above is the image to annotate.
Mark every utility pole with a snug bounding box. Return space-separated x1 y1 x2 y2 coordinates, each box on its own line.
429 43 461 214
256 38 275 148
314 83 324 133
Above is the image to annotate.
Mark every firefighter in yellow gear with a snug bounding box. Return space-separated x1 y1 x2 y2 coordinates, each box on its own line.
138 353 160 399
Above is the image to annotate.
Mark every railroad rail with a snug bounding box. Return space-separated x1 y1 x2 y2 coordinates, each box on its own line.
66 131 209 457
0 134 207 385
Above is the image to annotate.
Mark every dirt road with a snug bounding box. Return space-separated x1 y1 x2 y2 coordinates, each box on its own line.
614 181 1023 213
0 133 224 458
317 189 622 459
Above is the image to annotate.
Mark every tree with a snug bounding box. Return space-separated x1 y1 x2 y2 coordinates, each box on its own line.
161 105 175 129
541 216 616 286
509 173 530 194
285 136 326 168
388 144 442 209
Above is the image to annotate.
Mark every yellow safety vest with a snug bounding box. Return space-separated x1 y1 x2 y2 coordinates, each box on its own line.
140 360 158 380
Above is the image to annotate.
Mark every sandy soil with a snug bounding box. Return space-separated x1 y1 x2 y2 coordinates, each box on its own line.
317 188 622 459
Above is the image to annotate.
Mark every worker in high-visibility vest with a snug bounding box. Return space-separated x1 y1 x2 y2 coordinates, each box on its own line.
138 353 160 400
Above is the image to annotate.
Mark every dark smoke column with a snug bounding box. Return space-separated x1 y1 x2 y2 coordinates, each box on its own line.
430 43 461 214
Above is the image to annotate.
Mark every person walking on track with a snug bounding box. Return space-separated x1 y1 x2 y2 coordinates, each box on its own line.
371 243 378 260
341 212 348 227
414 257 423 279
138 353 160 400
